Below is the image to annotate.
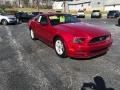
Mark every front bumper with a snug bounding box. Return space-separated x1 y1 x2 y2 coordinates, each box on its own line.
77 15 85 18
8 19 17 24
8 21 17 24
91 15 101 18
67 40 112 59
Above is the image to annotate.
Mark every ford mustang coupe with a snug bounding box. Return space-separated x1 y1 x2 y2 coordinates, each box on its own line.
28 13 112 58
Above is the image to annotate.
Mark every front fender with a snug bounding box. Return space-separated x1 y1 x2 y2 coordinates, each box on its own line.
0 17 9 22
54 32 74 53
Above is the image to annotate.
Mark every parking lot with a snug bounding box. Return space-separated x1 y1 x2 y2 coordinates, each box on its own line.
0 18 120 90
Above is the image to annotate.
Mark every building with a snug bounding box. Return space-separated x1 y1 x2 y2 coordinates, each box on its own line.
52 1 63 10
90 0 120 11
29 0 53 8
52 0 120 12
67 0 91 11
104 0 120 11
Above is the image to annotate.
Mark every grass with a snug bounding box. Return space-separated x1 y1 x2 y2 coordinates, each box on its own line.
5 7 55 13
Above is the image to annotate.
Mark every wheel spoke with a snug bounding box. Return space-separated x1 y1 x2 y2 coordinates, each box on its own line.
55 40 64 55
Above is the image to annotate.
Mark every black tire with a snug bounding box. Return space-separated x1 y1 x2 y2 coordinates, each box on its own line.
91 15 93 18
30 29 37 40
1 19 8 25
54 37 67 58
99 15 102 18
77 16 80 18
118 18 120 25
83 16 85 18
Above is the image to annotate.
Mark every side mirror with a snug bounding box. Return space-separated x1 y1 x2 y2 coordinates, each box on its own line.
40 21 48 26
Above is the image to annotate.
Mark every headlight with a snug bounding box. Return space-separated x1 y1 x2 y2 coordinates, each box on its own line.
73 37 85 44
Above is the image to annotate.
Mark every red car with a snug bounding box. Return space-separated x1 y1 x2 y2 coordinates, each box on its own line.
28 13 112 58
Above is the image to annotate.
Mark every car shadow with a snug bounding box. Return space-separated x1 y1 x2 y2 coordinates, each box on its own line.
81 76 114 90
5 23 21 25
70 52 107 61
115 24 120 27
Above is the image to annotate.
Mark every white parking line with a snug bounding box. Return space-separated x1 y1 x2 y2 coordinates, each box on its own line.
6 27 24 62
4 26 50 89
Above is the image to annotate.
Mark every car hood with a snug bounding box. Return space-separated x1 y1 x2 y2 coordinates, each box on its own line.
6 15 16 18
54 22 110 38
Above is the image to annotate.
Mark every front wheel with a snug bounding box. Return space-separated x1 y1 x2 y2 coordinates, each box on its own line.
54 38 67 58
1 19 8 25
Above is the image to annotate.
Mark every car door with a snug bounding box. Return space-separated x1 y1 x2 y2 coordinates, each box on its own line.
34 15 44 41
35 15 54 44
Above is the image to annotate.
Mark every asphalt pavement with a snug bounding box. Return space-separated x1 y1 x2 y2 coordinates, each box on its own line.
0 18 120 90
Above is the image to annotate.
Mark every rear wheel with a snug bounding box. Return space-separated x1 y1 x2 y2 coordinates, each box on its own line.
54 38 67 58
1 19 8 25
30 29 36 40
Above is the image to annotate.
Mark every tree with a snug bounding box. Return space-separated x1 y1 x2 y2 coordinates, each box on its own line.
22 0 29 7
0 5 6 12
0 1 12 12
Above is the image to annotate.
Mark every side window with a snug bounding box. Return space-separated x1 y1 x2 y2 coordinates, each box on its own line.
40 16 48 24
38 15 48 25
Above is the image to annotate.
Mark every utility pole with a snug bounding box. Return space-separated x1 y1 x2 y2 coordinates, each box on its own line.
32 0 34 7
63 0 66 13
4 0 6 5
19 0 20 7
102 0 104 11
37 0 39 12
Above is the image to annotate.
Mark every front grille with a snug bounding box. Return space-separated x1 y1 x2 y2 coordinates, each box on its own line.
90 35 109 43
9 18 16 21
91 47 108 53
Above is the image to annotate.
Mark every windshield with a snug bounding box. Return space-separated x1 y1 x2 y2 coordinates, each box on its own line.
49 14 80 25
108 11 118 15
